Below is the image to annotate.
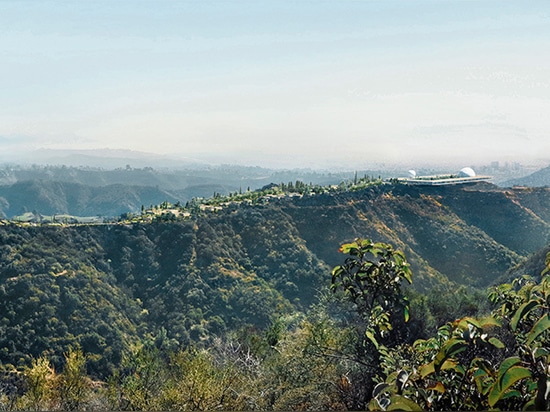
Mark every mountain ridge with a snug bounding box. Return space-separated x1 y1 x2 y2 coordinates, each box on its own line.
1 181 550 376
502 164 550 187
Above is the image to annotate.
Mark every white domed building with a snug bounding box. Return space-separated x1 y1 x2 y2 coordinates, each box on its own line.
401 166 491 186
458 167 476 178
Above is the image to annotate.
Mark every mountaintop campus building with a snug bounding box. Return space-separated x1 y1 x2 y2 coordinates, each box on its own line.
400 167 492 186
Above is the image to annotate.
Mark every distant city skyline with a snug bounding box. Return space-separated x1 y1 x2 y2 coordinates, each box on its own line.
2 1 550 169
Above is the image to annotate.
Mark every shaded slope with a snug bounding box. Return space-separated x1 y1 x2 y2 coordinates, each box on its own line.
502 164 550 187
1 181 550 378
0 226 143 377
0 181 180 218
281 185 522 290
424 184 550 255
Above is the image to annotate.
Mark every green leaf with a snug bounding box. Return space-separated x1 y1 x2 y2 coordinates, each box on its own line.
454 316 481 330
473 368 490 394
488 385 501 406
402 267 413 284
387 395 423 411
367 398 382 411
437 337 467 366
403 305 410 323
348 247 360 256
370 247 384 256
532 347 549 359
478 316 502 328
500 389 522 400
447 341 468 358
488 337 505 349
394 253 404 266
339 243 356 254
498 357 522 377
420 359 457 378
360 239 374 249
488 358 531 408
510 300 539 332
366 329 379 350
499 366 531 393
523 399 536 411
331 266 344 277
526 314 550 346
466 317 482 329
419 361 435 378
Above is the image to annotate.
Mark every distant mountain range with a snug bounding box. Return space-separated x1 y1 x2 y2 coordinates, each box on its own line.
4 148 207 170
0 164 392 218
1 152 549 219
1 178 550 377
502 164 550 187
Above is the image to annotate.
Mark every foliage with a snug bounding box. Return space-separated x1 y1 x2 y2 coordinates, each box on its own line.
2 180 550 410
0 225 142 377
331 239 412 348
159 348 252 411
55 347 92 411
21 356 55 411
108 342 168 411
368 252 550 411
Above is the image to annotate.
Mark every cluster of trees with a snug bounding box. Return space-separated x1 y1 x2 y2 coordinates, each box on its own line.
121 176 385 225
1 238 548 410
2 180 550 410
0 215 329 378
331 239 550 411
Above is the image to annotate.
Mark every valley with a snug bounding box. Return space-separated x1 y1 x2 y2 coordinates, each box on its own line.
0 174 549 410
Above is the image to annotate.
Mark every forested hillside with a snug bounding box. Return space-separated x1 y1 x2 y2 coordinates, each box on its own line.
0 181 550 409
0 181 180 219
0 165 375 218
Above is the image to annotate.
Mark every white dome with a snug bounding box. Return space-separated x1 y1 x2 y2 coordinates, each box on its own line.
458 167 476 177
407 170 417 178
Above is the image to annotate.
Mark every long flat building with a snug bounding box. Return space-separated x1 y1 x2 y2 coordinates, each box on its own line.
399 167 492 186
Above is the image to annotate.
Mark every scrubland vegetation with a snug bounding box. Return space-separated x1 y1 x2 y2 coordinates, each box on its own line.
0 180 549 410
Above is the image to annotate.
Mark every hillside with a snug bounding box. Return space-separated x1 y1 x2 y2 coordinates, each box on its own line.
1 181 550 379
0 165 384 218
0 180 181 219
278 183 550 287
502 163 550 187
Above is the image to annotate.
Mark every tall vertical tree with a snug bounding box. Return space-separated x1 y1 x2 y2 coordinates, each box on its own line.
331 238 412 349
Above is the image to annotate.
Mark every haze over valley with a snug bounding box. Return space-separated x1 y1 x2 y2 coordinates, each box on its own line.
2 1 550 410
2 1 550 169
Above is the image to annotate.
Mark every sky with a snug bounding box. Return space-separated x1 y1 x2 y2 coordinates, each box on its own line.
1 1 550 169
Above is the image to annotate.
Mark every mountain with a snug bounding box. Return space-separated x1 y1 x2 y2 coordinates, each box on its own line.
0 165 391 218
7 148 207 170
278 183 550 288
1 181 550 377
0 181 180 218
500 243 550 283
501 164 550 187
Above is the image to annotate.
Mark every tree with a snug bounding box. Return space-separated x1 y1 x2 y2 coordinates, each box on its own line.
487 254 550 411
109 342 167 411
55 346 92 411
329 239 413 408
22 356 56 411
331 239 412 348
367 252 550 411
160 349 250 411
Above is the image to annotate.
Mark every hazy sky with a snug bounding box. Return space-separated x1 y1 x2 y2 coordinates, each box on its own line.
2 1 550 168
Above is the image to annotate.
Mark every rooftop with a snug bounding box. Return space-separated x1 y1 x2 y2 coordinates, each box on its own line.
399 168 492 186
